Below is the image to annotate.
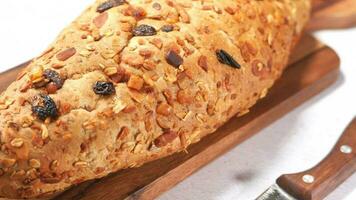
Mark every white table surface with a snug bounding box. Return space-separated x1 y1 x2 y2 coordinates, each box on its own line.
0 1 355 200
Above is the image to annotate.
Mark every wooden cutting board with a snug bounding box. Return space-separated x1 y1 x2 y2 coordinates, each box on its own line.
0 0 353 199
0 34 339 200
307 0 356 31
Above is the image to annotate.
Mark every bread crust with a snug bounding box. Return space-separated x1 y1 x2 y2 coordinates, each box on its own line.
0 0 311 198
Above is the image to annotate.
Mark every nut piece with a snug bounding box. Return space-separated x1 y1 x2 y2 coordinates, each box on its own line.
56 48 76 61
50 160 59 170
127 75 144 90
10 170 26 180
113 97 127 114
156 102 171 116
198 55 208 71
40 172 62 183
10 138 24 148
93 12 108 28
29 159 41 169
0 158 16 167
0 104 9 110
154 130 178 147
117 126 130 141
104 67 118 76
46 82 58 94
251 60 270 78
41 124 49 140
74 161 88 167
177 90 193 104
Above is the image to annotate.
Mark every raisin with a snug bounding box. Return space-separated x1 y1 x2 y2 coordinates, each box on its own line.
161 25 174 32
93 81 116 95
32 95 58 121
216 49 241 69
165 50 183 68
43 69 64 89
97 0 126 13
132 24 157 36
32 106 48 121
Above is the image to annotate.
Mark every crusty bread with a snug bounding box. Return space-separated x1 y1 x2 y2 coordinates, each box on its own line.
0 0 311 198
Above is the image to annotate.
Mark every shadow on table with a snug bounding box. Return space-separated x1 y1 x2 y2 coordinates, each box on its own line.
226 73 348 200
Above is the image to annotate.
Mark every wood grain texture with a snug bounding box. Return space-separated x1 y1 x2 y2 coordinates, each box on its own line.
311 0 340 12
277 117 356 200
307 0 356 31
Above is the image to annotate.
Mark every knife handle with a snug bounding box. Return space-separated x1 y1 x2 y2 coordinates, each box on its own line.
277 117 356 200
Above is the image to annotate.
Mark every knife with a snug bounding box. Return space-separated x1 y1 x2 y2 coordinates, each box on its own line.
256 117 356 200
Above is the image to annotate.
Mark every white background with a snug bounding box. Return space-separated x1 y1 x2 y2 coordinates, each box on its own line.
0 1 355 200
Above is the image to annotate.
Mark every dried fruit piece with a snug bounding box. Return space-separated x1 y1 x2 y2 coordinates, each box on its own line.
97 0 126 13
31 95 59 121
93 81 116 95
161 25 174 32
56 48 76 61
43 69 64 89
216 49 241 69
165 50 183 68
127 75 144 91
154 130 178 147
132 24 157 36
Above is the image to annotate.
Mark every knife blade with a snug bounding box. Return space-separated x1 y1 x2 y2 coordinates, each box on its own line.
256 117 356 200
256 184 296 200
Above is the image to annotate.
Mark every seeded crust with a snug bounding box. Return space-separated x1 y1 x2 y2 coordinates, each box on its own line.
0 0 310 198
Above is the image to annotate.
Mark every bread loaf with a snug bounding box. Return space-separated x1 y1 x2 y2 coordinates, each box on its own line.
0 0 311 198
